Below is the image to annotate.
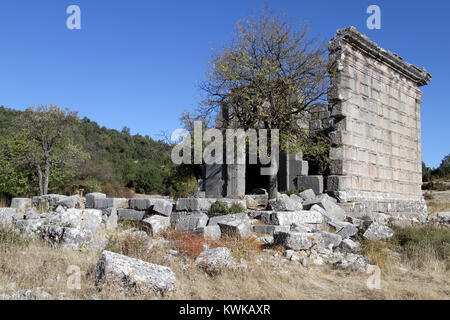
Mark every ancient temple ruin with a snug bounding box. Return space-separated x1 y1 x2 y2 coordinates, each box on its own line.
202 26 432 216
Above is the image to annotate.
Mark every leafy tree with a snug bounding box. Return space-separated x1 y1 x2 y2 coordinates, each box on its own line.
13 105 88 195
196 9 329 197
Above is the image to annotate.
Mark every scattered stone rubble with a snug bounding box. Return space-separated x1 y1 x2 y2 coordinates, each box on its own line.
1 189 448 298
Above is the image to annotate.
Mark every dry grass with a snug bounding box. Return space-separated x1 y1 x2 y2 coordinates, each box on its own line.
424 189 450 214
0 223 449 300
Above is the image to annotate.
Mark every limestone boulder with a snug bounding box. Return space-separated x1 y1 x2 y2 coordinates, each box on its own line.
274 231 320 250
94 250 175 295
303 195 346 221
56 195 83 209
271 211 323 226
218 219 252 239
298 189 316 202
174 212 209 232
10 198 32 212
269 194 302 211
85 193 106 208
195 247 234 275
142 215 170 236
363 222 394 241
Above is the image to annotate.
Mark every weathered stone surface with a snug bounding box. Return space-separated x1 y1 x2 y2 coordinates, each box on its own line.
252 225 290 235
208 212 249 226
117 209 148 221
218 219 252 239
304 194 346 221
176 198 217 212
269 194 302 211
327 220 358 239
327 27 430 213
10 198 32 212
151 199 173 217
259 211 273 224
40 225 92 249
54 209 103 234
142 215 170 236
334 253 371 272
93 198 128 210
195 247 233 275
174 212 209 232
14 218 47 235
274 231 320 250
199 225 221 240
317 231 342 249
271 211 323 226
345 211 390 225
85 193 106 209
56 195 82 209
296 176 323 195
94 250 175 295
290 223 312 233
244 194 268 209
363 222 394 241
340 238 360 252
298 189 316 201
101 208 118 231
0 208 17 225
129 198 152 210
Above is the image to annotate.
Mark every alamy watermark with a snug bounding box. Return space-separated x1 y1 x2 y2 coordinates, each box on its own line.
366 5 381 30
170 121 280 176
66 5 81 30
366 265 381 290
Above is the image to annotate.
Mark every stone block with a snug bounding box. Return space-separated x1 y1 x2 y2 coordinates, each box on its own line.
117 209 148 221
218 220 252 239
252 225 290 235
298 189 316 201
174 212 209 232
274 231 320 250
94 250 175 295
142 215 170 236
10 198 32 212
296 176 324 195
269 194 302 211
85 193 106 209
271 211 323 226
175 198 217 212
303 194 346 221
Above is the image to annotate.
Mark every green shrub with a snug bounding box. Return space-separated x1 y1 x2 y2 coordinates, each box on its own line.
422 181 449 191
209 201 246 216
209 201 230 217
229 203 245 214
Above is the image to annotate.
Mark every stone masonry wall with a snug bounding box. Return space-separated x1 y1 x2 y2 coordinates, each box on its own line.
326 27 431 215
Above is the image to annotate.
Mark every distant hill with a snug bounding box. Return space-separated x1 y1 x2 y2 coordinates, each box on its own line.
0 106 198 199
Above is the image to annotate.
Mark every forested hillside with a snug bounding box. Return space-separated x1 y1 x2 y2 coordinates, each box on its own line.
0 106 198 199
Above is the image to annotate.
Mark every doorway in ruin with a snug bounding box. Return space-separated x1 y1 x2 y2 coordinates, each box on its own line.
245 157 270 194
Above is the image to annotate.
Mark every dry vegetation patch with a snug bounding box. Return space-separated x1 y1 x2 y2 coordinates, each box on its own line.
0 222 449 300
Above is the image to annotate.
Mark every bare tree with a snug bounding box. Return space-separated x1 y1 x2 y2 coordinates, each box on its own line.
198 9 330 198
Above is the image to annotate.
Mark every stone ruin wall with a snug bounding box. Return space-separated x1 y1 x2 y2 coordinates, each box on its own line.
203 27 432 217
325 27 431 214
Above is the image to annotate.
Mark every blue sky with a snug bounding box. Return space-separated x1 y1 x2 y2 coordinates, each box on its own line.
0 0 448 168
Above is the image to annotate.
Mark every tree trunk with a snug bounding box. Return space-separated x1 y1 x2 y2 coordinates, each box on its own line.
268 173 278 199
37 164 43 196
43 161 50 195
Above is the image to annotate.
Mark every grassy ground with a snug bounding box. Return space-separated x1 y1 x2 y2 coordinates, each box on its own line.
0 223 448 300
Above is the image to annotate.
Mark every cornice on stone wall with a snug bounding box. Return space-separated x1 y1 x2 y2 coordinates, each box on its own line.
329 26 432 87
